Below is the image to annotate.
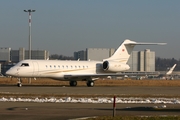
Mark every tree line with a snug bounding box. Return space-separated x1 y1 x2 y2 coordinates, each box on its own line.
155 57 179 71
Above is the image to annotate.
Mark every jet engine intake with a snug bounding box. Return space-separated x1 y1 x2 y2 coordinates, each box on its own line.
103 61 130 72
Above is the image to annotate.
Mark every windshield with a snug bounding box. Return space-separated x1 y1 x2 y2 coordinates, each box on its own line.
20 63 29 67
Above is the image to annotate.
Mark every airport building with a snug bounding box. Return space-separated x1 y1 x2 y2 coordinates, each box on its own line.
86 48 115 61
74 48 115 61
74 50 86 60
74 48 155 72
127 49 155 72
0 47 11 62
11 48 49 62
0 47 49 75
0 47 49 62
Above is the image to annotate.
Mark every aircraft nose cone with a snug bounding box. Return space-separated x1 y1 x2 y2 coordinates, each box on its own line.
6 69 13 76
6 70 10 76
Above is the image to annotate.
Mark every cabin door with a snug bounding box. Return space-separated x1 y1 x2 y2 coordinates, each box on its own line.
32 62 39 76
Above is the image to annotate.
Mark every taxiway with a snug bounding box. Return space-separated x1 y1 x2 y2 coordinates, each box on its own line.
0 86 180 120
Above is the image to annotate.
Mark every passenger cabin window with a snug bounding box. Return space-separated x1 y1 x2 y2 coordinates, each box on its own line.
21 63 29 67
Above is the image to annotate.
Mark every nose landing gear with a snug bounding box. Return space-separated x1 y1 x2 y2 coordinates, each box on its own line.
17 78 22 87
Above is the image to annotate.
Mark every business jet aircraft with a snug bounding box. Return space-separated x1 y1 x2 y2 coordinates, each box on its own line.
6 39 166 87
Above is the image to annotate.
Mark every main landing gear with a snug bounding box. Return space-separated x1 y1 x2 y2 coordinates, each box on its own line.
86 81 94 87
69 81 77 87
69 80 94 87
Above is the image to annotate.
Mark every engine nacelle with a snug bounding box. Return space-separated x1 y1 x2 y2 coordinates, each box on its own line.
103 61 130 72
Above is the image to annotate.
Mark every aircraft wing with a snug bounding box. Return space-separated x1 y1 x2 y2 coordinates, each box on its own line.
64 72 158 80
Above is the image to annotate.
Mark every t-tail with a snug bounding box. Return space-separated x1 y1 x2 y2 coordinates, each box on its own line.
166 64 177 75
103 39 136 63
102 39 166 72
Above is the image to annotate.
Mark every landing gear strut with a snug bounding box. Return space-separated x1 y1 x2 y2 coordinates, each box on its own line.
17 78 22 87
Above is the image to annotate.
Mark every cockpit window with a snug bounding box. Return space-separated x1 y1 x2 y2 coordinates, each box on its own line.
21 63 29 66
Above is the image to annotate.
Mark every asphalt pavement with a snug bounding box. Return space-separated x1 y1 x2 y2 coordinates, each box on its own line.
0 86 180 120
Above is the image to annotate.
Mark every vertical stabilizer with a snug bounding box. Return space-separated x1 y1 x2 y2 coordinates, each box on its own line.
103 39 136 63
166 64 177 75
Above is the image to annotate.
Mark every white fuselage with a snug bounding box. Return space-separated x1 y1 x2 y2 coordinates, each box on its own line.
7 59 129 80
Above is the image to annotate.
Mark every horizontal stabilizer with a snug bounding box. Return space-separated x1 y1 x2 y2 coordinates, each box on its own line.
126 42 167 45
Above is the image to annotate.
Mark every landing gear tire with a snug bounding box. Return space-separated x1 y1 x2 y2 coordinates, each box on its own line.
69 81 77 87
17 83 22 87
87 81 94 87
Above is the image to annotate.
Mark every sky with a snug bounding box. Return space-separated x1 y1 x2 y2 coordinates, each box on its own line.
0 0 180 59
